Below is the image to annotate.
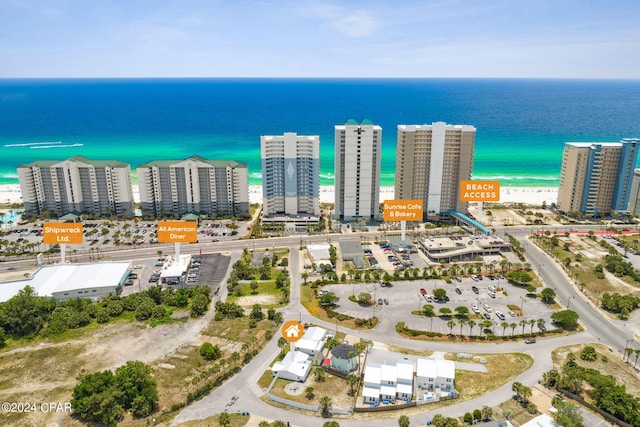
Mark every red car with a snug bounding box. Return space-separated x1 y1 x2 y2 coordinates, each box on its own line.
420 288 427 296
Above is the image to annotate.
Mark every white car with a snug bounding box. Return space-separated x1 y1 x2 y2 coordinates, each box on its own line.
488 291 496 298
488 286 496 292
472 305 480 314
496 311 506 320
483 304 492 313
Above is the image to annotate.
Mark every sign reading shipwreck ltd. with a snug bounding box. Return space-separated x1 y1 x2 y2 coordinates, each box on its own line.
157 221 198 243
383 200 424 221
460 180 501 202
43 222 84 244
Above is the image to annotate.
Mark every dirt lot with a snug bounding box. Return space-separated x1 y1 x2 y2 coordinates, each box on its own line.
0 307 216 427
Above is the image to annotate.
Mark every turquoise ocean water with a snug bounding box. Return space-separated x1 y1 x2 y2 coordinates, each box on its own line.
1 78 640 188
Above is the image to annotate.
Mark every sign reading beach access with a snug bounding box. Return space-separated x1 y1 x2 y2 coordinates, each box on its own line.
383 200 424 221
43 222 84 244
157 221 198 243
460 180 501 202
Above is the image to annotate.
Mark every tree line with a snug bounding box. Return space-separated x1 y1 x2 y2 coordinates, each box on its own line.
0 285 212 345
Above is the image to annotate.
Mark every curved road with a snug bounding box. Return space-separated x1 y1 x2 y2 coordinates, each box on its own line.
171 228 629 426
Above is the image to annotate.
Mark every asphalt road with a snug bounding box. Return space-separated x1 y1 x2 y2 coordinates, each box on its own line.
3 224 635 426
172 230 620 427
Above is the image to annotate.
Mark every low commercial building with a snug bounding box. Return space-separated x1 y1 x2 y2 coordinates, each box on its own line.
0 262 131 302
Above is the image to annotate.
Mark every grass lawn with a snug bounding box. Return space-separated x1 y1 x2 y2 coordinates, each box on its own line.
173 413 250 427
453 352 533 399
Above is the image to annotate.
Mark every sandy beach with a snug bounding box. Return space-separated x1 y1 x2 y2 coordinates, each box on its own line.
1 183 558 208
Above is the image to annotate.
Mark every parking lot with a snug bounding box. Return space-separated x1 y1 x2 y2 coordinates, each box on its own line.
120 253 231 296
320 275 555 336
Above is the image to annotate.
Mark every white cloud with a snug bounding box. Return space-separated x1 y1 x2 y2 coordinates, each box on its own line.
310 3 380 38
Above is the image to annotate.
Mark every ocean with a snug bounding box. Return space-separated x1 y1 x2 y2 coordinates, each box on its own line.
1 78 640 188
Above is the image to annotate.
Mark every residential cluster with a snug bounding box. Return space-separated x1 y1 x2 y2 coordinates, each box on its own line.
16 124 640 221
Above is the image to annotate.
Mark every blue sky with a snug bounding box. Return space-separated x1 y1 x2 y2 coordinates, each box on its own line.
1 0 639 78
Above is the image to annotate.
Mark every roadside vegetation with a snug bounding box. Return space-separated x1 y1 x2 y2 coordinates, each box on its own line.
546 344 640 427
531 232 640 319
0 285 212 349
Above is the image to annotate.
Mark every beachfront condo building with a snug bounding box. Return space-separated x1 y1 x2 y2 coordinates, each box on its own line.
395 122 476 221
136 156 249 218
557 139 640 217
17 156 134 217
627 169 640 217
260 132 320 217
334 119 382 221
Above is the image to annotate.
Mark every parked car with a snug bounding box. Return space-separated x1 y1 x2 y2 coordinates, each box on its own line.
472 305 480 314
525 338 537 344
378 298 383 305
483 304 492 312
508 311 516 317
496 311 506 320
420 288 427 296
472 286 479 294
488 291 496 298
384 299 389 305
455 288 462 295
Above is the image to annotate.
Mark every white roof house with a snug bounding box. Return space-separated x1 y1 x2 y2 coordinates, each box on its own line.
520 413 557 427
271 350 312 382
363 363 382 404
416 358 455 391
0 262 131 302
396 360 414 401
380 364 397 385
293 326 327 356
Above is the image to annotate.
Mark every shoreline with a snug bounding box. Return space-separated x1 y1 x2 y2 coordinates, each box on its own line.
1 183 558 208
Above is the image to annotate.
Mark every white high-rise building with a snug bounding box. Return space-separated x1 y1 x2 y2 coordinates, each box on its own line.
18 156 134 217
136 156 249 218
260 132 320 217
395 122 476 220
334 119 382 221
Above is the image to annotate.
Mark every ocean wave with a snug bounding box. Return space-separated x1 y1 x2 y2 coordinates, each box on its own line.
319 173 334 179
250 172 262 179
1 173 18 179
472 175 559 182
5 141 62 147
30 143 84 149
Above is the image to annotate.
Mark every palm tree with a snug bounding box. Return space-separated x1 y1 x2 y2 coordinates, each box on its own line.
510 322 517 337
468 319 476 337
277 337 287 355
305 386 315 400
634 349 640 368
625 347 634 362
346 373 359 396
501 321 509 337
520 319 527 335
512 381 522 399
230 351 240 368
458 319 467 336
520 385 532 403
447 320 456 335
320 395 332 417
314 366 325 382
302 272 310 285
529 319 536 335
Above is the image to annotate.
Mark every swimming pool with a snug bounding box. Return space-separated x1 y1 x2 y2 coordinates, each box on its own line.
0 210 23 226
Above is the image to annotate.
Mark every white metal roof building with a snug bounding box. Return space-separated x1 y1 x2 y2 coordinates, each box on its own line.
271 350 313 382
292 326 327 356
0 262 131 302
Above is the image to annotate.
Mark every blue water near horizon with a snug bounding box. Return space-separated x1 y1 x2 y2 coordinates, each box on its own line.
2 78 640 188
